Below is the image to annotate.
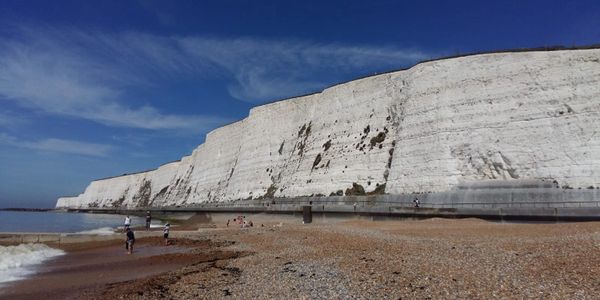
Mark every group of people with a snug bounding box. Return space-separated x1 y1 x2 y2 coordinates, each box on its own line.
226 215 253 228
123 211 170 254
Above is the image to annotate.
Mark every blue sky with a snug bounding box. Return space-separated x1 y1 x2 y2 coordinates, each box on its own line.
0 0 599 208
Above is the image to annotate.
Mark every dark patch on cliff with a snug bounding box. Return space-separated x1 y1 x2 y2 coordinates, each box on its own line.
296 122 312 157
345 183 366 196
157 186 169 197
258 184 277 199
112 194 126 208
312 154 322 170
150 185 169 206
133 180 152 207
297 122 312 137
297 141 306 156
278 141 285 155
366 183 386 195
387 147 395 168
322 140 332 151
331 190 344 196
360 125 371 141
370 132 386 149
298 124 306 137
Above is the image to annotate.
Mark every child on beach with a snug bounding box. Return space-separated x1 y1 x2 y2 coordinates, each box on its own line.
163 223 170 246
125 227 135 254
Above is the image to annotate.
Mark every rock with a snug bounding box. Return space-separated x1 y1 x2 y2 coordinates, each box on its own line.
56 49 600 209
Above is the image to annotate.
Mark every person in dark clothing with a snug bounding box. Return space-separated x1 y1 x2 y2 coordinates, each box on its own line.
163 223 170 246
145 211 152 231
125 227 135 254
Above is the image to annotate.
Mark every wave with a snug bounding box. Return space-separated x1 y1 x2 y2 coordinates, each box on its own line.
75 227 116 235
0 243 64 284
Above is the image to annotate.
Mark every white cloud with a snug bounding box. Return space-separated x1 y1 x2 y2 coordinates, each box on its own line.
0 133 113 157
0 24 430 129
176 37 429 101
0 26 228 131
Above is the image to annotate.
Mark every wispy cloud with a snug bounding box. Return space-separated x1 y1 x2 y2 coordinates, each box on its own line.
0 25 229 131
0 133 114 157
177 37 429 101
0 111 28 128
0 24 430 129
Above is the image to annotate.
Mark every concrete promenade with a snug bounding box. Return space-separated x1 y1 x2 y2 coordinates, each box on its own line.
61 184 600 221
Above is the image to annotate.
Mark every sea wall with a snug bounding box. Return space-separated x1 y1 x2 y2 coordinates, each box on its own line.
56 48 600 209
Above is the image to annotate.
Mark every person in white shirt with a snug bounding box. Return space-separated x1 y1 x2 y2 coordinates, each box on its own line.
124 215 131 231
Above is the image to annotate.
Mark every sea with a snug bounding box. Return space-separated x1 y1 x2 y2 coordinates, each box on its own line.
0 210 147 233
0 210 155 285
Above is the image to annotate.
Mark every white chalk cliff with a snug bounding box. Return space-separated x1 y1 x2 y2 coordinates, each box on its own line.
56 48 600 208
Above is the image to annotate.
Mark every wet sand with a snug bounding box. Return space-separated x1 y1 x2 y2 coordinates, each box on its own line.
1 236 239 299
3 215 600 299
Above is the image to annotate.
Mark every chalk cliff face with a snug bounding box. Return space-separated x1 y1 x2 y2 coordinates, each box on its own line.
56 49 600 208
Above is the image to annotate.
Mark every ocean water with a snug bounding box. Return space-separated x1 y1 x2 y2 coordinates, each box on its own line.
0 211 155 285
0 244 64 284
0 211 148 233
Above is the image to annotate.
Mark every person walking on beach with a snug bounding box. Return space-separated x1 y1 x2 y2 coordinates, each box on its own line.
163 223 170 246
124 215 131 231
125 227 135 254
145 211 152 231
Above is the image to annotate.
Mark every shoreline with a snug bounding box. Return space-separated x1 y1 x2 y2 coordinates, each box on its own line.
0 232 239 299
2 214 600 298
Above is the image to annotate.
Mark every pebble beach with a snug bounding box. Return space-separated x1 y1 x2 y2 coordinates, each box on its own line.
2 216 600 299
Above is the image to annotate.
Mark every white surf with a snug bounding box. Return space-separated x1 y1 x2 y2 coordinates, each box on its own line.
75 227 116 235
0 243 64 284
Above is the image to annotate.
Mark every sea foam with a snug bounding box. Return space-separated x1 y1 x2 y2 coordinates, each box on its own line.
75 227 116 235
0 244 64 284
